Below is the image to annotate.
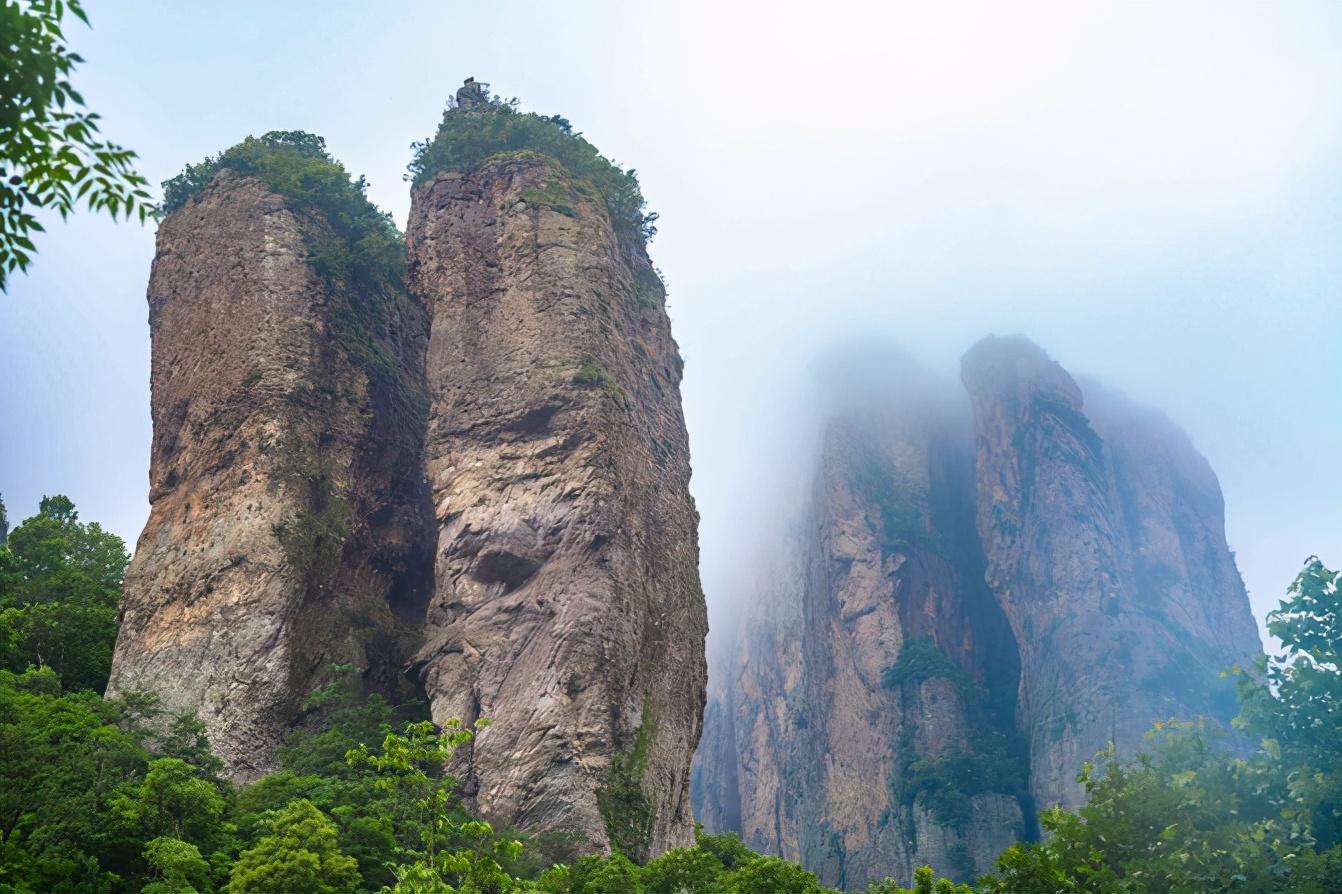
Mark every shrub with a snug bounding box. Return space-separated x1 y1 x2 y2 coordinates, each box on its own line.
160 130 404 292
409 100 658 242
881 639 974 692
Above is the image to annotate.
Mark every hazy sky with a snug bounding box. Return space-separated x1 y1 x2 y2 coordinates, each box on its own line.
2 1 1339 650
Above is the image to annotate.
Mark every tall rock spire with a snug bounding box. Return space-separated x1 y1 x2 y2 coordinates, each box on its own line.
108 141 434 779
695 335 1262 886
406 118 706 856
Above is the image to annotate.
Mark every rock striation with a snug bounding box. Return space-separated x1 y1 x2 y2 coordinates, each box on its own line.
961 335 1261 809
108 169 434 779
406 152 706 858
694 336 1261 886
111 119 709 860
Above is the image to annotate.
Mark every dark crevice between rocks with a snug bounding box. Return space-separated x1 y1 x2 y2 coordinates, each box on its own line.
927 420 1040 842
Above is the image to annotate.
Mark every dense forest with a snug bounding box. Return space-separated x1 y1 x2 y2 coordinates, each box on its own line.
1 493 1339 893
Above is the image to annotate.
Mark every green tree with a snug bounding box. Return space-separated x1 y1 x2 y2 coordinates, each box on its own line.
581 852 642 894
0 0 151 289
0 494 128 692
694 831 753 872
142 836 213 894
0 666 149 892
724 855 830 894
1237 556 1342 848
346 718 523 892
865 866 971 894
639 846 724 894
277 663 401 777
110 757 225 843
226 798 360 894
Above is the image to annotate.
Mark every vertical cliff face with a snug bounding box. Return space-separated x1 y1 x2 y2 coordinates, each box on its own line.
108 169 433 778
696 353 1029 887
406 153 706 857
961 335 1260 809
696 336 1260 886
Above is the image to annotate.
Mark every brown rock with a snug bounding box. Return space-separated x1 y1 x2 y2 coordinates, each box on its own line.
107 171 434 779
407 154 707 858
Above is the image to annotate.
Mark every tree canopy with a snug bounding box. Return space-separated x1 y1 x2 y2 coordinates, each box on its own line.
0 494 128 693
408 96 658 243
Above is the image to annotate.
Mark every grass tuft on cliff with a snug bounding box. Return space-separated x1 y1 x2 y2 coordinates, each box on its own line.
160 130 404 290
409 99 659 242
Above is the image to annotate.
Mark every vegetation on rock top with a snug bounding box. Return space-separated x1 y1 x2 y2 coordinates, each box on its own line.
160 130 404 292
408 97 658 242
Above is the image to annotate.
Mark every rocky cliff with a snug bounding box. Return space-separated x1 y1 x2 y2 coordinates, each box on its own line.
694 337 1260 885
108 163 433 779
111 114 708 858
406 149 706 858
962 335 1260 809
695 349 1029 888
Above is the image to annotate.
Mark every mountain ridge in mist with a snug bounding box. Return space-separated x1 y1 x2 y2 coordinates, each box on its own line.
693 332 1261 888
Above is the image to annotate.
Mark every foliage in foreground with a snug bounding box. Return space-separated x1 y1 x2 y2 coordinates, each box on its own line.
982 556 1342 894
0 0 151 289
2 494 1339 893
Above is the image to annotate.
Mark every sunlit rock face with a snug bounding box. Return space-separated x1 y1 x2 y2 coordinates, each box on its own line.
695 337 1260 887
108 171 434 780
407 155 707 859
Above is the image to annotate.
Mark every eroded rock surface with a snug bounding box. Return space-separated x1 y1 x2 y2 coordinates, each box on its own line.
108 172 433 779
961 335 1260 810
407 154 706 858
695 351 1028 888
696 337 1261 887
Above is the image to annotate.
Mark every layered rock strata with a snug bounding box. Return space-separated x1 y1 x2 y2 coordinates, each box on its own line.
695 337 1261 886
108 171 434 779
407 153 707 857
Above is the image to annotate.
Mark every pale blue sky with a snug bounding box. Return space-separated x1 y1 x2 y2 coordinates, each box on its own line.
2 1 1339 649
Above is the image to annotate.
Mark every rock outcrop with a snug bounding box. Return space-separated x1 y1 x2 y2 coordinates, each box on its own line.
962 335 1260 809
112 116 708 858
108 170 434 779
406 153 706 857
695 337 1261 886
695 349 1029 888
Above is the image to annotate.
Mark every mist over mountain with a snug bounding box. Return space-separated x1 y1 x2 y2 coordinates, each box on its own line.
692 334 1261 886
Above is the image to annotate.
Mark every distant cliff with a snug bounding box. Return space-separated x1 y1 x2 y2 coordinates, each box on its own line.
694 336 1261 886
962 335 1261 810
